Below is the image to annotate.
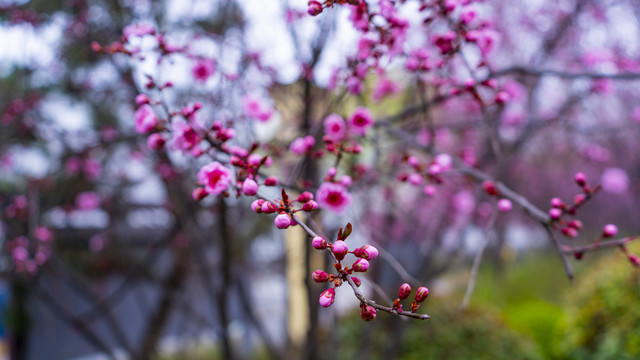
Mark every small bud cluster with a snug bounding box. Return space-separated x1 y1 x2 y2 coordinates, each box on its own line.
398 153 453 195
480 180 512 213
251 189 319 230
547 172 601 240
392 283 430 314
311 223 384 321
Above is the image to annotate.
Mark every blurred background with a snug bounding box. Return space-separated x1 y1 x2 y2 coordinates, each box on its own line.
1 0 640 359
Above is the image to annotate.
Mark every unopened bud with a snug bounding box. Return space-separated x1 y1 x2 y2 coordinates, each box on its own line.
242 178 258 196
264 176 279 186
302 200 319 212
602 224 618 238
312 236 328 250
352 258 369 272
192 188 208 201
312 270 330 282
332 240 349 261
353 245 379 260
415 286 429 302
360 304 377 322
398 283 412 299
574 172 587 187
319 288 335 307
274 212 291 229
297 191 314 203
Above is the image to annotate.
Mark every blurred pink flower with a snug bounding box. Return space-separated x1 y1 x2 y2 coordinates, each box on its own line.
601 167 629 194
76 191 101 210
316 182 352 214
134 104 157 134
324 114 347 142
349 107 374 136
192 58 216 83
243 96 273 122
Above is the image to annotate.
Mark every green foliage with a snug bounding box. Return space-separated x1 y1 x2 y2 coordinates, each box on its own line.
337 299 542 360
559 244 640 360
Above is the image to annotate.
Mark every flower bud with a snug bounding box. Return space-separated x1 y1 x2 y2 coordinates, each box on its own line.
550 197 564 208
147 134 165 150
360 305 377 322
574 172 587 187
602 224 618 238
302 200 319 212
568 220 583 230
247 153 262 167
261 201 277 214
274 212 291 229
264 176 279 186
308 1 323 16
407 173 423 185
497 198 512 212
351 276 362 287
192 188 208 201
230 156 245 167
312 236 328 249
549 208 562 220
312 270 330 283
242 178 259 196
251 199 264 213
561 227 578 238
415 286 429 302
353 245 379 260
482 180 498 196
398 283 412 300
319 288 335 307
574 193 586 205
332 240 349 261
297 191 314 203
352 258 369 272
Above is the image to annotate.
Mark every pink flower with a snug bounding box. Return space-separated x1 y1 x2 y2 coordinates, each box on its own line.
348 107 374 136
192 59 216 83
319 288 336 307
324 114 347 142
171 121 201 152
316 182 352 214
197 161 231 195
134 105 157 134
76 191 101 210
372 77 399 102
290 136 315 154
243 96 273 122
601 167 629 194
123 23 155 39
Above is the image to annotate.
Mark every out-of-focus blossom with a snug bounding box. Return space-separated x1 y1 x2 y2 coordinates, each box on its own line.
316 182 352 214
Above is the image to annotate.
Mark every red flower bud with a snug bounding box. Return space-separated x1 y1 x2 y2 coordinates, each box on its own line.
264 176 279 186
308 1 323 16
312 270 330 282
302 200 319 212
351 276 362 287
192 188 208 201
360 304 377 322
297 191 314 203
398 283 412 300
415 286 429 302
574 172 587 187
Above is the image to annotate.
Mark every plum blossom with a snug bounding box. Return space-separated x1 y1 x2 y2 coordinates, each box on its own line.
171 121 201 153
192 58 216 83
316 182 352 214
601 167 629 194
348 107 374 136
197 161 231 195
323 114 347 142
123 23 155 39
134 105 157 134
243 96 273 122
319 288 336 307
